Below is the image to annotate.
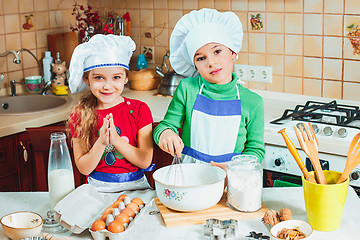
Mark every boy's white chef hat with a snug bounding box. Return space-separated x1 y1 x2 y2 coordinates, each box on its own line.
68 34 136 93
170 8 243 78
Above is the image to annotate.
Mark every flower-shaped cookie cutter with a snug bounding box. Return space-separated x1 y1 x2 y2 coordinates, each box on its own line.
204 219 238 240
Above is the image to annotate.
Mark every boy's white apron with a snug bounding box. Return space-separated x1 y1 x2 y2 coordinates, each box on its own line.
182 84 242 163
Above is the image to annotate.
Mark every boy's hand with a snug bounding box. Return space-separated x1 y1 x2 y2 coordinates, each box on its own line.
108 113 121 145
98 117 110 146
159 129 184 158
210 161 227 172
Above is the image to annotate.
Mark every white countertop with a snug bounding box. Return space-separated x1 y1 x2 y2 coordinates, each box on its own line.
0 187 359 240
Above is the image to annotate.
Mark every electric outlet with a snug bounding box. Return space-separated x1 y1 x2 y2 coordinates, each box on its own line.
234 64 272 83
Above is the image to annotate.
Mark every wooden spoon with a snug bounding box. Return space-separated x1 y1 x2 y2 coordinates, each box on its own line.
42 233 74 240
278 128 317 183
337 133 360 184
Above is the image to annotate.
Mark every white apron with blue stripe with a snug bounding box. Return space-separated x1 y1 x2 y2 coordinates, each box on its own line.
182 84 242 164
87 164 154 193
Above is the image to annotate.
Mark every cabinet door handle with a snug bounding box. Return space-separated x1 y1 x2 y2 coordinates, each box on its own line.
19 141 28 163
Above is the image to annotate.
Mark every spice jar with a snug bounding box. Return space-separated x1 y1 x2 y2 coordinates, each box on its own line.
227 155 263 212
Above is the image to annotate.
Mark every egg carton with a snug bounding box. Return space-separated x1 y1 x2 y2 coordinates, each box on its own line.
54 184 150 239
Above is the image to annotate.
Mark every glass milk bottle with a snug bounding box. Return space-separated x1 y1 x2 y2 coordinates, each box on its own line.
48 132 75 210
227 155 263 212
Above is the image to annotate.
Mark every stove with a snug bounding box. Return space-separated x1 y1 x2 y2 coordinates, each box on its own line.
262 100 360 193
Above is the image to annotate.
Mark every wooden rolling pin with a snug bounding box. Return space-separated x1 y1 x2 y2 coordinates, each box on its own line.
278 128 317 183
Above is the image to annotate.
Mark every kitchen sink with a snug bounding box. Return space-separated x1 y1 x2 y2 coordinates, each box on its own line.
0 94 69 115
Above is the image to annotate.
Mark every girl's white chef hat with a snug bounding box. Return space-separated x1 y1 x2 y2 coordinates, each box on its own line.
169 8 243 78
68 34 136 93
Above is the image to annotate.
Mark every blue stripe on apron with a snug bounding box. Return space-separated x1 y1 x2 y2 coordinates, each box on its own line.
89 164 155 183
193 94 242 116
182 146 240 163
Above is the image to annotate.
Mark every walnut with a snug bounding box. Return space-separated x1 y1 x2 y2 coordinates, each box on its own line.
263 209 280 226
277 228 306 240
279 208 292 221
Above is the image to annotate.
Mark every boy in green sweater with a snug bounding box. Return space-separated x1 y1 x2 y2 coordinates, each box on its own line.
153 9 265 167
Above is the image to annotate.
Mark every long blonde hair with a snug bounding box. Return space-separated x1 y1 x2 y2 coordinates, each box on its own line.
67 69 129 152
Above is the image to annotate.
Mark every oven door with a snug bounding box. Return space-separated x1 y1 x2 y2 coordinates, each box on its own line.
263 169 302 187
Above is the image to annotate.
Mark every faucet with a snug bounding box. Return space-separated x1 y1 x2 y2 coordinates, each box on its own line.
1 48 50 95
0 73 4 89
0 50 21 64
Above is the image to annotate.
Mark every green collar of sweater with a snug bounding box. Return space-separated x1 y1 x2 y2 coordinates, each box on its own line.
200 73 239 94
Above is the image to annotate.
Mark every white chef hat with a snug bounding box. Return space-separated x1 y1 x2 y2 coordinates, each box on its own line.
68 34 136 93
170 8 243 78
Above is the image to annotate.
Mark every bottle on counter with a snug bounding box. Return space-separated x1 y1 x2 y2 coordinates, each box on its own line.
48 132 75 210
226 155 263 212
136 54 148 70
43 51 53 84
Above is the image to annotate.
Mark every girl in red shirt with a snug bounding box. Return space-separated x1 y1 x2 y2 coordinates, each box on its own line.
68 34 153 192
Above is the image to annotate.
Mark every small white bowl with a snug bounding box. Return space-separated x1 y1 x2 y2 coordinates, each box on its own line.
270 220 313 240
1 211 43 240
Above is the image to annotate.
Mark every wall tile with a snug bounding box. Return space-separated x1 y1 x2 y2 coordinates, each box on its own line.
343 37 360 60
4 15 21 34
140 27 155 46
5 33 22 52
343 15 360 38
324 15 343 36
284 56 303 77
284 76 303 94
199 0 214 9
285 14 303 34
140 9 154 28
62 9 76 28
128 9 140 27
285 34 303 56
8 71 24 83
34 0 49 11
266 75 284 92
0 16 4 35
344 60 360 82
323 58 342 80
304 35 323 57
22 49 38 69
249 0 265 12
323 80 342 99
323 37 342 58
284 0 303 13
126 0 139 9
4 0 19 14
169 0 182 9
0 35 6 53
231 0 247 11
304 0 323 13
168 10 183 28
154 0 167 9
34 12 50 30
154 9 168 28
266 0 284 12
248 81 266 90
236 52 249 64
24 67 40 77
36 29 50 48
235 12 248 33
154 27 168 47
240 32 248 52
343 82 360 101
215 0 231 11
304 57 322 79
324 0 344 14
266 13 284 33
183 0 198 10
21 32 37 49
0 0 3 15
20 0 34 13
304 78 322 96
249 12 265 32
249 53 265 66
49 0 64 10
249 33 265 53
345 0 360 15
266 54 284 75
140 0 153 9
266 34 284 54
304 14 323 35
49 10 63 28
